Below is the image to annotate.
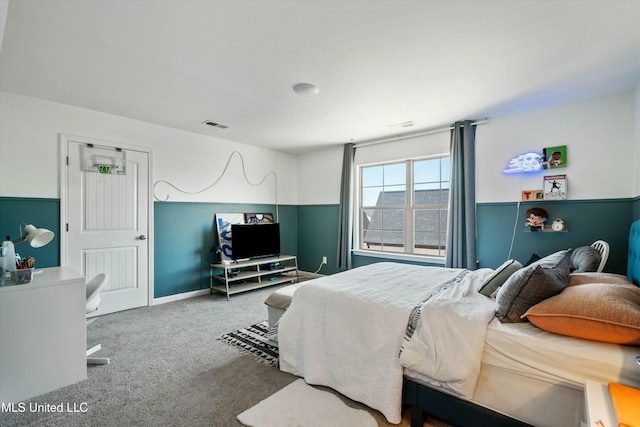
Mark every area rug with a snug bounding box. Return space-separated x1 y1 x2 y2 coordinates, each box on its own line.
218 321 279 367
237 378 377 427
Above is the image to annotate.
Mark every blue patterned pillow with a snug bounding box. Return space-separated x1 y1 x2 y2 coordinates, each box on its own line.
496 250 571 323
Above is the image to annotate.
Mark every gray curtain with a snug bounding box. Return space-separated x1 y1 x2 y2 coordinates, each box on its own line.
337 143 355 270
445 121 477 269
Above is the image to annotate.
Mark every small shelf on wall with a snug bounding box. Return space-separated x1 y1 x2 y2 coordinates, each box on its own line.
524 228 568 233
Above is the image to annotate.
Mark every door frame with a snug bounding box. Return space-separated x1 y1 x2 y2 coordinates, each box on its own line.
59 134 154 308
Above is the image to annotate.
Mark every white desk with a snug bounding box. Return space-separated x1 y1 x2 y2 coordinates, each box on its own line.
0 267 87 403
584 380 617 427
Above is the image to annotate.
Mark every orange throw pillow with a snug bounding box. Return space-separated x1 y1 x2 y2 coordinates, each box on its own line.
522 283 640 345
568 272 631 286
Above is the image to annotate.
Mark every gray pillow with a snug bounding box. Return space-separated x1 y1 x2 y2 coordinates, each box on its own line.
524 253 541 266
496 250 571 323
570 246 601 272
479 259 522 297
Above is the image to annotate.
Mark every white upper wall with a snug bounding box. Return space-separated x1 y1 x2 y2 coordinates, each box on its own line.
296 146 343 205
2 88 637 206
298 90 638 204
0 91 298 205
478 90 636 202
296 127 450 205
354 131 450 167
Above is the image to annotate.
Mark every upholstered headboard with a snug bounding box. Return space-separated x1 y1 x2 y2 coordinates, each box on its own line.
628 220 640 286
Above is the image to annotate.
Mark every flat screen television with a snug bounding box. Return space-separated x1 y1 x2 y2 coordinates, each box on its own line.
231 223 281 261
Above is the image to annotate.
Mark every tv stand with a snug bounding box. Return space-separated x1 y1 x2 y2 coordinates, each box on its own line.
209 255 298 300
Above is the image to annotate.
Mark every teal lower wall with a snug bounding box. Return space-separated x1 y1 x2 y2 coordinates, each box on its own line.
154 202 298 298
296 205 340 274
0 197 60 268
1 196 635 297
303 199 633 275
477 199 633 274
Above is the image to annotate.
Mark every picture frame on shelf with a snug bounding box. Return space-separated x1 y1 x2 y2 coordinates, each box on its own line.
543 175 567 200
543 145 567 169
215 213 245 261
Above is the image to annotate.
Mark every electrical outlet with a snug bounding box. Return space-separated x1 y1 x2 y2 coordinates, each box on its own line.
322 256 327 265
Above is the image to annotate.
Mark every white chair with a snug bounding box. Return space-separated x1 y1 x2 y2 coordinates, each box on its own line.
86 273 110 365
591 240 610 273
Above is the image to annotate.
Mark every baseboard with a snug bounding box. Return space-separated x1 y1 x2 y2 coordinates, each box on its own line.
153 270 322 305
298 270 324 279
153 288 210 305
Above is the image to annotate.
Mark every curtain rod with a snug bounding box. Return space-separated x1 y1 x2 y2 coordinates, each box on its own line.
353 118 488 149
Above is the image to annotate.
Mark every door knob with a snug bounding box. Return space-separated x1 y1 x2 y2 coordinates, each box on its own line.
138 235 146 240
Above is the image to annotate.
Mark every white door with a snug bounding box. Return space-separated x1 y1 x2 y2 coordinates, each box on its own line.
62 137 150 315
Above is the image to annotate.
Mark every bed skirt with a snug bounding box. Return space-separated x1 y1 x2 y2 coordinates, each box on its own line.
404 362 584 427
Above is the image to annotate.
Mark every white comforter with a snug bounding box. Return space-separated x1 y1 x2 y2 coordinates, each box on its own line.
278 262 495 424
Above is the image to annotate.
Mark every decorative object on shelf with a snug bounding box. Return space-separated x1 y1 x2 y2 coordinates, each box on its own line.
521 189 544 201
543 174 567 200
215 213 245 262
551 218 566 232
525 207 548 231
543 145 567 169
245 213 274 224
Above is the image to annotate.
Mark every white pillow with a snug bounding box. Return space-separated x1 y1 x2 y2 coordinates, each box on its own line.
478 259 522 297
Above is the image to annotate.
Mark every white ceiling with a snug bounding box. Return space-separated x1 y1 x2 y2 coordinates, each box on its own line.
1 0 639 154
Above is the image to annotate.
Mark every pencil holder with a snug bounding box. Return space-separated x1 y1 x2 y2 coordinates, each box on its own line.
12 268 34 284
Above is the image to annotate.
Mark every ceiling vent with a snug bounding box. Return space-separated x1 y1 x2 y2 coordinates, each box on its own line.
387 121 416 129
202 120 229 129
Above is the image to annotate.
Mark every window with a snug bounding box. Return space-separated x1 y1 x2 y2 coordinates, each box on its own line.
359 156 450 258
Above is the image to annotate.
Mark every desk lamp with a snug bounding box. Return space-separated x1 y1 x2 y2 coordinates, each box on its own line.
11 224 55 248
1 224 55 277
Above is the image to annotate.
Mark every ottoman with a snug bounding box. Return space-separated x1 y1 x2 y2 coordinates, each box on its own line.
264 282 303 328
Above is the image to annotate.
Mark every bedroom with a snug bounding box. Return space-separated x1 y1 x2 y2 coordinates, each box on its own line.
0 0 638 300
0 0 639 425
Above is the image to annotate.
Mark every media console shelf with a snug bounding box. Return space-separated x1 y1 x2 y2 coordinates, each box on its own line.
210 254 298 300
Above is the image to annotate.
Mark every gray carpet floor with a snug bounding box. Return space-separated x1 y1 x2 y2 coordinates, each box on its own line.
0 283 450 427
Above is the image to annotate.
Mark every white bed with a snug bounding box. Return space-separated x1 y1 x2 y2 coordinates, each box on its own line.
277 235 640 427
418 319 640 427
278 262 494 424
